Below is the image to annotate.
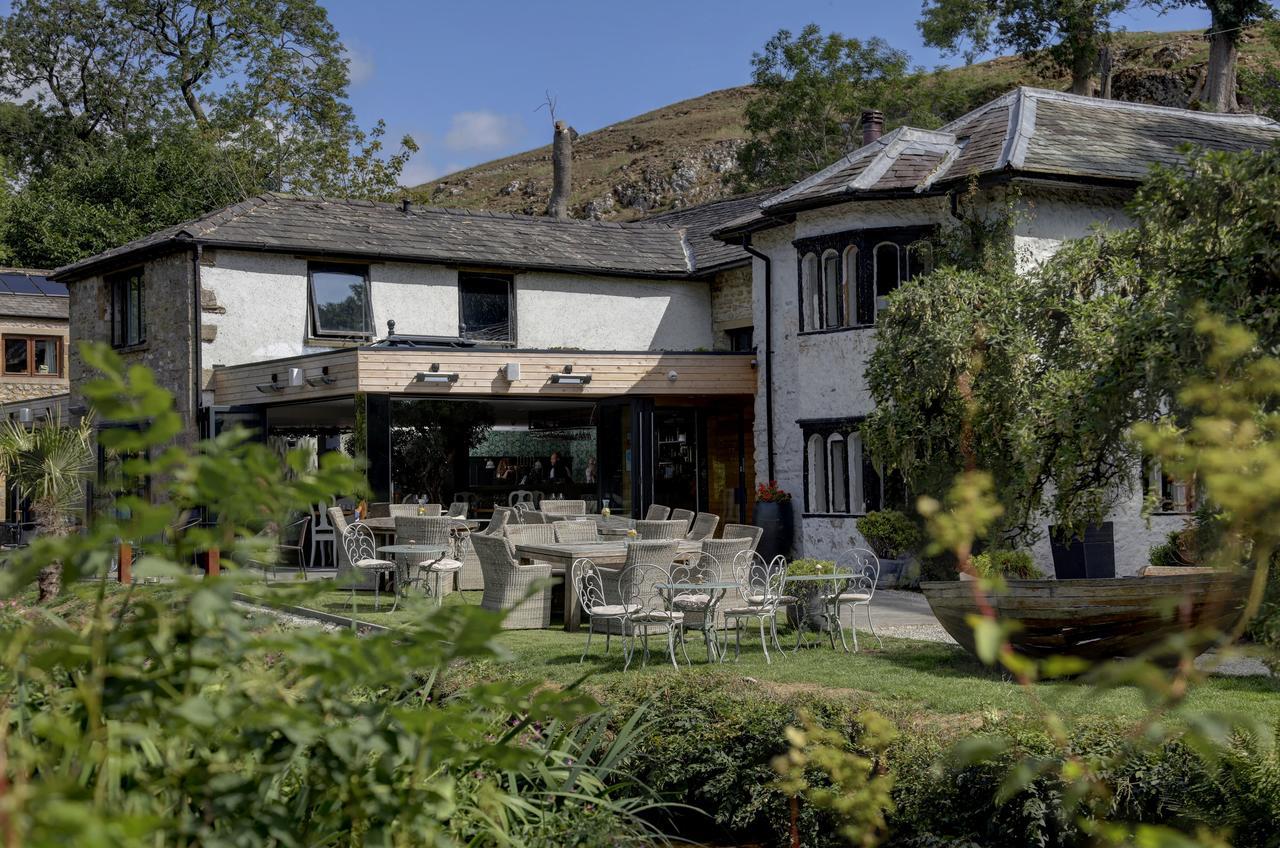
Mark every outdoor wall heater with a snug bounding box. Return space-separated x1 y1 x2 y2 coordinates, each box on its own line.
415 363 459 384
549 364 591 385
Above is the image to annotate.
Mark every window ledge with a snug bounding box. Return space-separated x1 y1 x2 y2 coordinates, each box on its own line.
112 342 149 355
306 336 370 349
2 373 63 379
802 512 867 519
798 325 875 338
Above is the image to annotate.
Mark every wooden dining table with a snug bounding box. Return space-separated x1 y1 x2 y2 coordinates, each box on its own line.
512 539 702 632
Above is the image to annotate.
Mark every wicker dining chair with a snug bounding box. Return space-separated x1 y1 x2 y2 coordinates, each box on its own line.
390 503 441 518
456 509 510 592
541 499 587 517
644 504 671 521
668 508 695 532
470 533 555 629
504 523 557 548
828 548 883 652
634 519 687 540
572 556 639 663
722 523 763 551
521 509 547 525
668 550 724 660
554 520 600 544
722 550 789 664
686 512 719 541
393 516 462 603
700 536 752 624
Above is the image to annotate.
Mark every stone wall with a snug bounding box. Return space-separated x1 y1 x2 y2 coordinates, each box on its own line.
68 250 197 443
709 264 753 350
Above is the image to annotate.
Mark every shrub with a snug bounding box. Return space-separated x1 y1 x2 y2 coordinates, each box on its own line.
857 510 924 559
971 549 1041 579
787 557 836 577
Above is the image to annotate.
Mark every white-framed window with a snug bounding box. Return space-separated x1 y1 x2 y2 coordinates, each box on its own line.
821 249 841 329
874 242 902 320
801 252 820 331
801 421 898 515
1145 459 1197 514
827 433 848 513
807 433 828 513
842 246 858 329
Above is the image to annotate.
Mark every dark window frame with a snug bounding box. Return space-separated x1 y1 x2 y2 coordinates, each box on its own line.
799 416 905 517
3 335 62 377
458 272 515 344
725 326 755 352
107 268 146 348
794 225 935 332
308 261 373 340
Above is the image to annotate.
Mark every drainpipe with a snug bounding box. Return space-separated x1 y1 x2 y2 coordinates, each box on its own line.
742 238 775 482
191 243 203 437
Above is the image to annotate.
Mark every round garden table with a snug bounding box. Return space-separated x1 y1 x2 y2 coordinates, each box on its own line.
377 543 449 608
656 579 740 664
783 572 852 651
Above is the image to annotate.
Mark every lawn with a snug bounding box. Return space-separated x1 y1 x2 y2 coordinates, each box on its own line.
237 578 1280 727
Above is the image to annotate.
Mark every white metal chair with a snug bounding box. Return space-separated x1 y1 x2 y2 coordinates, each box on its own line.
722 551 789 664
828 548 882 651
621 561 686 670
669 551 723 661
341 521 397 614
572 557 639 663
309 504 336 567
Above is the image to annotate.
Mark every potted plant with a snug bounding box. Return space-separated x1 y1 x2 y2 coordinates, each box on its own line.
964 549 1042 582
784 557 834 631
753 480 793 561
856 510 924 589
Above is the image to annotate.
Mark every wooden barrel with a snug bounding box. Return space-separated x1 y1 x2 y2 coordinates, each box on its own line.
921 572 1253 661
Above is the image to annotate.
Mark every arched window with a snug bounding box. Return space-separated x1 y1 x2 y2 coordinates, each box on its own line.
874 242 901 320
907 241 933 280
827 434 848 513
847 432 865 514
821 250 841 328
842 246 858 327
807 433 827 513
802 253 820 331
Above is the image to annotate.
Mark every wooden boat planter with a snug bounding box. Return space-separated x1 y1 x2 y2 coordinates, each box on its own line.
921 572 1252 661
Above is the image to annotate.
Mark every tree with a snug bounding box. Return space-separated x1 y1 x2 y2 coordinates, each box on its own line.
0 413 94 601
1148 1 1275 111
735 25 941 189
918 0 1131 95
390 400 493 503
865 145 1280 545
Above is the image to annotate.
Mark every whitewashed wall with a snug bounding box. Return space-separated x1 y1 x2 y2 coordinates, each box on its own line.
199 249 713 375
751 184 1168 573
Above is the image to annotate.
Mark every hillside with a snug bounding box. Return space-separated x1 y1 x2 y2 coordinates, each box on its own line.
410 27 1280 220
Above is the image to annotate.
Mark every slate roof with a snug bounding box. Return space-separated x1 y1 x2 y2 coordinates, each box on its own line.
53 194 698 281
0 269 68 320
753 87 1280 216
642 189 776 273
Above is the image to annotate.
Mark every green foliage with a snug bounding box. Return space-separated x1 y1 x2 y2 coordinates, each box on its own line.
788 557 837 577
1240 20 1280 118
919 0 1129 92
0 344 664 845
735 24 954 189
391 399 494 503
856 510 925 559
972 549 1041 579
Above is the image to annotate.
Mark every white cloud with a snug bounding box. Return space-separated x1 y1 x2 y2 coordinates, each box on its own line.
399 158 468 188
442 111 524 152
343 45 375 86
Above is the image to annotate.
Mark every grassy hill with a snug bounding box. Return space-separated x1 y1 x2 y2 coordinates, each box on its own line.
409 27 1280 220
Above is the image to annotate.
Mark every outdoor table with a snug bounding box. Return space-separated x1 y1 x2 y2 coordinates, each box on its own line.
377 543 449 607
655 579 739 663
512 539 703 632
783 572 851 650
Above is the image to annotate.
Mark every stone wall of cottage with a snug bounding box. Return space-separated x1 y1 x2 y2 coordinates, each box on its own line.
69 250 198 443
0 313 69 403
750 185 1172 576
710 264 753 350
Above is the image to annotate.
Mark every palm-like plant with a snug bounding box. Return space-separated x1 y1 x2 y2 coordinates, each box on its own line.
0 414 94 601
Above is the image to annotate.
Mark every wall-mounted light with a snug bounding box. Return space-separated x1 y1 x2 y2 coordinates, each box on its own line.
503 362 521 381
306 365 337 387
667 369 679 382
415 363 459 384
288 367 305 387
255 373 285 393
550 364 591 385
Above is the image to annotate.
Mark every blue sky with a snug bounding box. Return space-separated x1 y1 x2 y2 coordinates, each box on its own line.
324 1 1213 186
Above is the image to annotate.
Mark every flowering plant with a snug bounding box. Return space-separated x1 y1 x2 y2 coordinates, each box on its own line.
756 480 792 503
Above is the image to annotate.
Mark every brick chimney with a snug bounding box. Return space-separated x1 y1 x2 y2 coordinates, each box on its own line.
861 109 884 146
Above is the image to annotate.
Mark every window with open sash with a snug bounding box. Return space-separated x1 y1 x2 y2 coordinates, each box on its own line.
1145 458 1197 514
459 273 514 342
309 263 372 339
801 419 904 515
3 335 60 377
795 226 934 330
108 269 145 348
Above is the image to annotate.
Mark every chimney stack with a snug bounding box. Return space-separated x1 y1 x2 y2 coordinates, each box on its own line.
861 109 884 146
548 120 572 219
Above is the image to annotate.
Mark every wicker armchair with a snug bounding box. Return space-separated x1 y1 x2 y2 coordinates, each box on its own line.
645 504 671 521
635 519 687 540
457 509 511 592
541 499 587 517
521 510 547 525
504 523 557 548
722 523 763 551
686 512 719 541
669 508 694 532
554 520 600 544
470 532 555 629
390 503 441 517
